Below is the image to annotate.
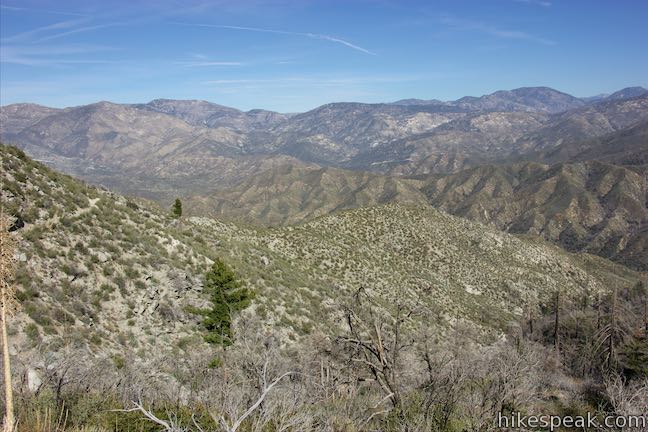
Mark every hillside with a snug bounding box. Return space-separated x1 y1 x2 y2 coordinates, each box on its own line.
136 99 290 132
184 164 426 225
422 161 648 271
606 86 648 101
2 144 215 365
265 102 465 165
2 144 639 368
534 120 648 166
179 155 648 270
373 110 549 175
511 95 648 157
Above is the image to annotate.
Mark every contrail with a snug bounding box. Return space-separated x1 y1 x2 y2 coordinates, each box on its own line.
172 22 376 56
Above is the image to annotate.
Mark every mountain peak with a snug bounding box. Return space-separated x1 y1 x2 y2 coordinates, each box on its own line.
606 86 648 101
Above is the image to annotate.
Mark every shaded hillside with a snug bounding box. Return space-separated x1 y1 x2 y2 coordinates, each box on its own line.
80 153 318 204
422 161 648 270
535 120 648 166
511 95 648 156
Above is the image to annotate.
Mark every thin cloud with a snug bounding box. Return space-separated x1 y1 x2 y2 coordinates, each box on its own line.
305 33 374 55
441 15 556 45
1 55 114 67
188 52 209 60
1 19 88 43
206 79 261 84
1 12 132 69
0 5 89 17
2 17 132 45
203 76 417 86
35 22 130 42
175 61 244 67
1 44 116 67
513 0 552 7
172 22 376 55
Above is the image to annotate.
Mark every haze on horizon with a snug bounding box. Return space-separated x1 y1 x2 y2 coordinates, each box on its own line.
1 0 647 112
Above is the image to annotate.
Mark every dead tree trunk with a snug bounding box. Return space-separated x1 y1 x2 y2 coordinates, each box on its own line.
0 209 17 432
643 278 648 334
596 291 602 331
553 290 560 352
336 288 414 427
608 285 618 370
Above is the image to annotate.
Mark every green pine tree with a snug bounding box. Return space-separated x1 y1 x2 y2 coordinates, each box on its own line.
620 337 648 378
197 258 254 347
172 198 182 218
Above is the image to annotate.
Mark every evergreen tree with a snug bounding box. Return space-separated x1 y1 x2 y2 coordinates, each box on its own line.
620 338 648 378
172 198 182 218
197 259 254 346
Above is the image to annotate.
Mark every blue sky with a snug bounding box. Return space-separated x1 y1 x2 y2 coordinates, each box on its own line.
1 0 647 112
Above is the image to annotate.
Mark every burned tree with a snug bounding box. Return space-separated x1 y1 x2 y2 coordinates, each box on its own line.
334 287 417 426
0 209 18 432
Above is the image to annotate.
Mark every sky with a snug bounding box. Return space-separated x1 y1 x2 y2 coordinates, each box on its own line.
1 0 647 112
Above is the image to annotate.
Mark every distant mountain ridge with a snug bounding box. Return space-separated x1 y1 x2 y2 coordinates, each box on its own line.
606 86 648 101
390 86 647 111
136 98 291 132
2 86 646 182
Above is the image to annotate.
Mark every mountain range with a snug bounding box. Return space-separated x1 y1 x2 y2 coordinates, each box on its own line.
1 86 647 270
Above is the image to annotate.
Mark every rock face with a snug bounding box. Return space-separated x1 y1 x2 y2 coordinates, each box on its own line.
2 144 640 371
